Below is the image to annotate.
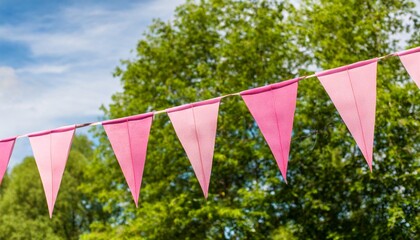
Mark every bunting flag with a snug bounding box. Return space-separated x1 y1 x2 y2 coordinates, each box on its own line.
241 78 299 183
397 47 420 88
0 137 16 185
316 59 378 171
29 125 76 218
167 98 221 198
102 113 154 207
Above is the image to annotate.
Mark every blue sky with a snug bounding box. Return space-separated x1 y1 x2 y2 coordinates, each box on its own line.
0 0 185 166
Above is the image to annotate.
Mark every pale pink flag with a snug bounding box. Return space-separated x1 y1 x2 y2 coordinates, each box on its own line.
29 125 76 218
102 113 153 207
397 46 420 88
241 78 300 183
316 59 378 171
0 137 16 185
167 98 221 198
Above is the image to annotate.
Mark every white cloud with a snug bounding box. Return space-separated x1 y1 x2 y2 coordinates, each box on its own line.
0 66 18 89
17 65 70 74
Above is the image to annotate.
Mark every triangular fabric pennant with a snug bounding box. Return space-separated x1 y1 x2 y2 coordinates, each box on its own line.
0 137 16 186
240 78 300 183
397 46 420 88
102 113 153 207
29 125 76 218
167 98 221 198
316 59 378 171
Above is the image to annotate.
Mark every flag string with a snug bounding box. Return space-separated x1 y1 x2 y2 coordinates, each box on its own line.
8 49 408 140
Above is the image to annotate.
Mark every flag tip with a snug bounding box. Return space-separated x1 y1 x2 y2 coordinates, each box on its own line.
282 173 288 184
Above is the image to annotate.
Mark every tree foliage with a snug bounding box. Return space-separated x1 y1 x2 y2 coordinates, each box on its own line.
84 0 419 239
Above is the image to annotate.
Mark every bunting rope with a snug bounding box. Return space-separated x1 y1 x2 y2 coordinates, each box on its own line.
1 45 419 217
11 50 403 140
5 50 405 141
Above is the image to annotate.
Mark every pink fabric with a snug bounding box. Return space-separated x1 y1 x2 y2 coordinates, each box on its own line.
316 59 378 171
29 125 75 218
241 78 300 183
102 113 153 207
397 47 420 88
0 137 16 185
167 98 221 198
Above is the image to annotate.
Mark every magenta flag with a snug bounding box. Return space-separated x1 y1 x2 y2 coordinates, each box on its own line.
397 47 420 88
241 78 299 183
167 98 221 198
29 125 76 217
316 59 378 171
0 137 16 186
102 113 153 207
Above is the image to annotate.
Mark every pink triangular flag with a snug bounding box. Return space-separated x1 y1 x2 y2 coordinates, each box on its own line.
316 59 378 171
0 137 16 185
29 125 76 218
102 113 153 207
397 47 420 88
240 78 300 183
167 98 221 198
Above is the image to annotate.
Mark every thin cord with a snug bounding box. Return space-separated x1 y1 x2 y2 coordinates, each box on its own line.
10 50 403 140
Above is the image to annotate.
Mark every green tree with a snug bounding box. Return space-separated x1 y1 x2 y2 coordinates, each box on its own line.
82 0 419 239
0 135 94 240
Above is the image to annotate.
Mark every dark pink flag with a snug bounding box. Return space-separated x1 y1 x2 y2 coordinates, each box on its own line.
102 113 153 207
241 78 300 183
397 47 420 88
316 59 378 171
0 137 16 185
29 125 76 218
167 98 221 198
